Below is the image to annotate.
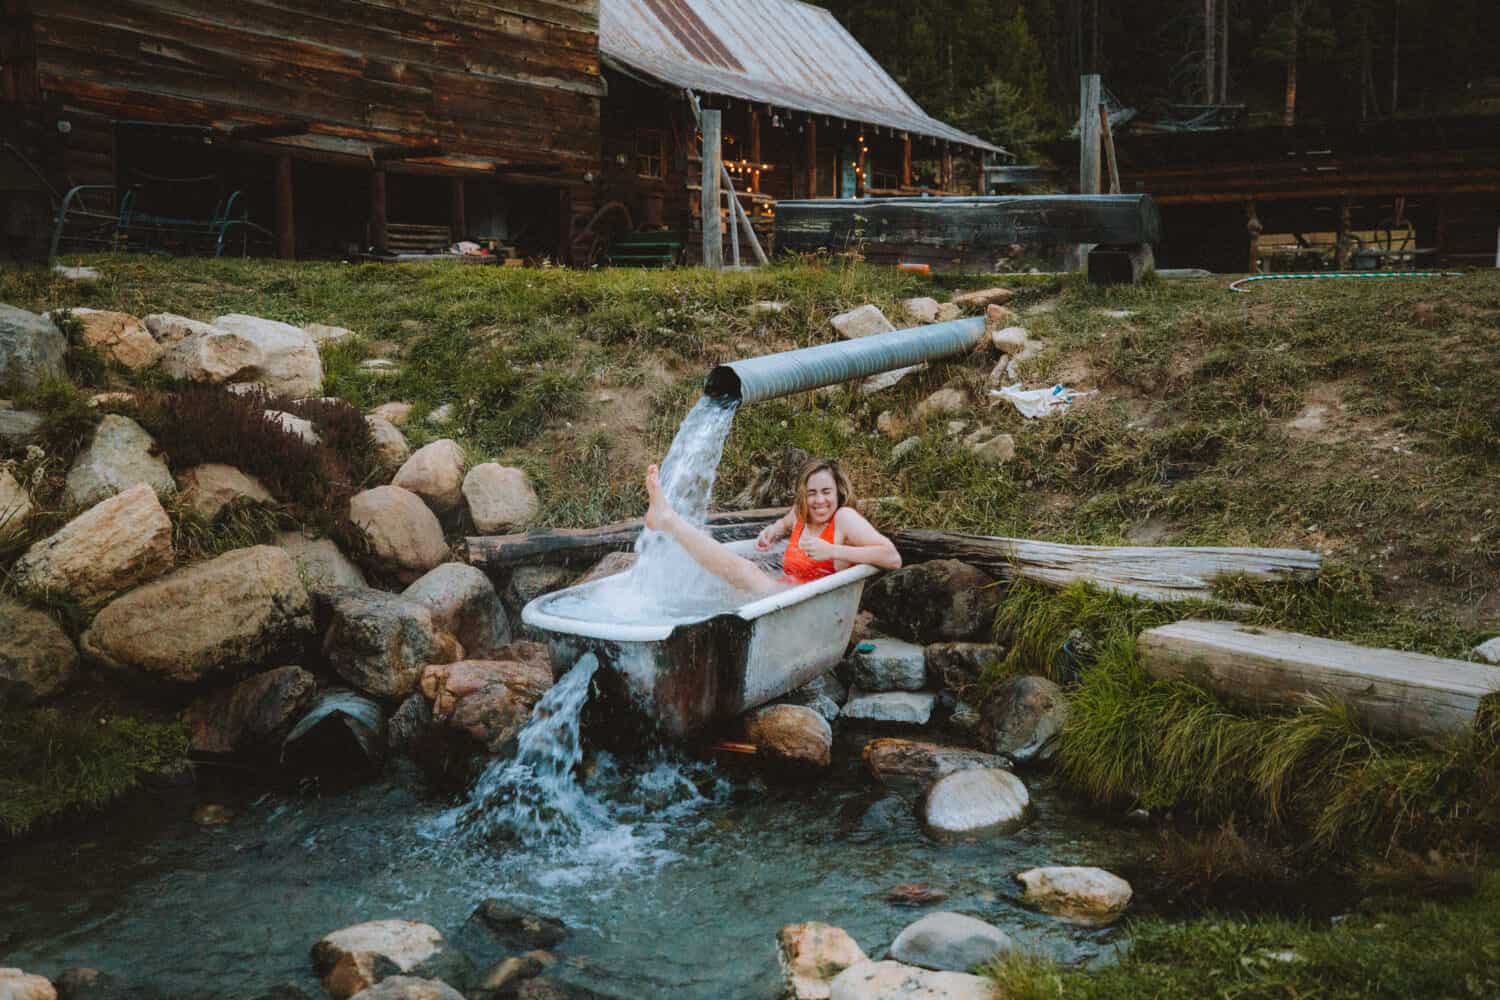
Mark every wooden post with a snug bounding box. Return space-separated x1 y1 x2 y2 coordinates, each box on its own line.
1079 74 1102 196
369 168 388 253
1099 104 1121 194
805 117 818 197
856 131 866 198
274 154 295 259
902 133 912 190
941 144 953 192
449 177 465 244
749 109 762 194
700 109 723 269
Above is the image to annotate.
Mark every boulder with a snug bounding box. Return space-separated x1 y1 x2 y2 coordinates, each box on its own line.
849 638 927 692
312 920 471 1000
152 315 265 384
829 961 992 1000
183 665 317 755
981 676 1068 764
350 486 448 583
80 546 314 685
56 308 161 370
393 440 466 515
274 532 366 597
1015 867 1132 926
477 956 543 996
862 560 1002 643
922 768 1029 838
744 703 833 767
0 969 56 1000
370 402 414 427
365 416 410 476
14 483 174 606
1474 637 1500 665
324 588 447 702
924 643 1005 699
420 657 552 750
900 297 941 325
0 408 43 447
64 414 175 508
0 468 33 539
469 900 569 950
211 314 324 398
403 563 511 659
176 463 273 520
966 433 1015 464
52 967 128 999
573 551 636 585
304 323 355 346
950 287 1015 311
862 738 1009 800
990 325 1028 356
463 464 538 533
777 923 867 1000
889 912 1012 972
504 565 573 615
914 388 968 422
265 410 320 446
144 312 218 347
0 598 78 706
840 690 935 726
348 978 464 1000
831 304 895 340
0 304 67 390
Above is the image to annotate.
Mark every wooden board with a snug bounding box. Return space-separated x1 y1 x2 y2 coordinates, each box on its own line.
1138 620 1500 746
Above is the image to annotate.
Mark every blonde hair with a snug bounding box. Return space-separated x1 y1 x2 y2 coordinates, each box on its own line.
793 458 854 524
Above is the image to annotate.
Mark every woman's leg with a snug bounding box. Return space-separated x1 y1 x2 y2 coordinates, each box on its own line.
645 464 776 595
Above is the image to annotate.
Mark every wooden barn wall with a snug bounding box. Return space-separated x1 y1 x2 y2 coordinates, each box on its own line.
23 0 601 188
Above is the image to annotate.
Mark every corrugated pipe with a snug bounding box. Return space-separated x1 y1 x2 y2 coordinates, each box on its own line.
704 316 986 404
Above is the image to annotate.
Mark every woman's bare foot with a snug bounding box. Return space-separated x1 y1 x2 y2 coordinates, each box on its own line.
644 463 675 532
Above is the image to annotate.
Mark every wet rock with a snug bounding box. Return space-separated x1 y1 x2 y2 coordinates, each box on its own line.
840 690 935 726
922 768 1029 838
829 960 992 1000
15 484 174 606
53 967 128 1000
777 922 868 1000
744 703 833 767
350 486 448 583
900 297 941 324
0 968 56 1000
0 597 78 707
304 323 355 346
366 417 410 477
324 588 447 702
56 308 161 370
420 658 553 750
403 562 510 659
861 560 1002 643
1474 637 1500 665
885 884 949 907
914 388 967 422
862 738 1009 800
393 440 466 516
0 408 43 447
176 463 273 520
475 956 543 998
183 666 317 755
981 676 1068 764
64 414 175 509
370 402 414 427
348 978 464 1000
989 325 1028 356
274 531 366 598
950 287 1015 311
849 638 927 692
924 643 1005 699
889 912 1012 972
505 565 573 615
1015 866 1132 926
82 546 313 685
470 901 569 950
463 464 538 533
574 551 636 585
831 304 895 340
211 314 324 398
386 692 435 757
0 304 67 390
313 920 472 1000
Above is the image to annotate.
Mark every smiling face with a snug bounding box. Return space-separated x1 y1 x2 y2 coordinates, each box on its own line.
804 469 839 525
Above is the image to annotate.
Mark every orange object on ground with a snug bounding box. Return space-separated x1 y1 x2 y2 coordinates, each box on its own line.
897 262 931 274
782 520 837 583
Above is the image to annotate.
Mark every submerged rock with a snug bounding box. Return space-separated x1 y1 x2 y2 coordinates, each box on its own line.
0 597 78 707
861 560 1002 643
348 978 464 1000
840 691 935 726
744 703 833 768
1015 866 1133 926
849 638 927 692
981 675 1068 764
13 483 174 606
312 920 471 1000
889 912 1012 972
862 738 1009 800
469 900 569 950
183 666 317 756
829 960 993 1000
777 922 867 1000
922 768 1030 839
403 562 510 659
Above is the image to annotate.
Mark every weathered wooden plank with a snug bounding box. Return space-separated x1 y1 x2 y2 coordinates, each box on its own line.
775 196 1162 255
890 530 1319 603
1139 620 1500 746
465 508 784 571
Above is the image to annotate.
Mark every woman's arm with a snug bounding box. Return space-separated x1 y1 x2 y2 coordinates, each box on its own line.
801 508 902 571
755 508 797 551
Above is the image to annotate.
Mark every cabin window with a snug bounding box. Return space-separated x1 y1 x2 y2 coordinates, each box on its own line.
636 130 667 179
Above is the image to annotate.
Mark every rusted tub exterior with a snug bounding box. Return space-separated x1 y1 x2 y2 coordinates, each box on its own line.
521 541 879 737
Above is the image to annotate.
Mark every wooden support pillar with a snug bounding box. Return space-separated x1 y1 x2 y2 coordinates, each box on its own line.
856 129 866 198
369 168 388 253
805 117 817 197
449 177 466 243
749 109 762 194
902 133 912 189
941 145 953 193
557 186 572 267
1079 74 1102 196
274 154 295 259
700 108 723 269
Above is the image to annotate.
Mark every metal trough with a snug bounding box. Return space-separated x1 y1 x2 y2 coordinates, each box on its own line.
521 540 879 737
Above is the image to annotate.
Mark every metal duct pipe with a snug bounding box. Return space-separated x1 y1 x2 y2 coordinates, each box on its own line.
704 316 986 404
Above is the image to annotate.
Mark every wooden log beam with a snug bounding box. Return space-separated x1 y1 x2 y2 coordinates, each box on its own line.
371 142 445 162
1138 620 1500 747
224 121 310 141
889 530 1321 603
466 508 784 571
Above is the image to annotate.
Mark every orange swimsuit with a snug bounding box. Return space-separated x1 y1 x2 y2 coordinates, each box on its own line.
781 519 837 584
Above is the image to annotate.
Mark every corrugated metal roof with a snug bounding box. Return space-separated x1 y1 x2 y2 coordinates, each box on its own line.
601 0 1003 154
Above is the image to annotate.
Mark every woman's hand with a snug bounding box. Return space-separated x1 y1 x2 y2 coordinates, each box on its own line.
756 519 787 550
798 532 836 562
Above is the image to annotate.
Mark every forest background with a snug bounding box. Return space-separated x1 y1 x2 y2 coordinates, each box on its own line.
817 1 1500 161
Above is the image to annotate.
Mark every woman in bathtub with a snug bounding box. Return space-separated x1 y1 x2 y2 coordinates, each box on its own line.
644 457 902 595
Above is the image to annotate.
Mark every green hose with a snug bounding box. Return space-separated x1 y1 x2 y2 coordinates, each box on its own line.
1228 271 1463 292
